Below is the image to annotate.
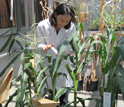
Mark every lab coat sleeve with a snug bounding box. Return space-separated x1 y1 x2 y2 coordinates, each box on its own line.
36 22 57 58
36 24 47 49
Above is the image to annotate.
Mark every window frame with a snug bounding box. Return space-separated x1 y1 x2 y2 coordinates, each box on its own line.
0 0 35 35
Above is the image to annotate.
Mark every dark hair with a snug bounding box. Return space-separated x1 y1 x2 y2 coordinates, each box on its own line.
49 3 75 29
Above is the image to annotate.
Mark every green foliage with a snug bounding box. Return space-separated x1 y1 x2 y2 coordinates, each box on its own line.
47 37 72 101
97 29 124 107
0 28 23 54
0 26 52 106
101 0 124 31
62 22 103 107
0 24 72 106
0 51 24 77
89 16 99 30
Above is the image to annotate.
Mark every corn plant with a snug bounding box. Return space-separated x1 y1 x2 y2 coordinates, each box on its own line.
3 24 72 106
100 0 124 31
1 28 53 106
73 0 88 22
56 22 103 107
97 29 124 107
97 1 124 106
46 38 72 102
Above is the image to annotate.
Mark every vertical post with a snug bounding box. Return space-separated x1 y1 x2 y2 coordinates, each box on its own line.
24 0 29 31
31 0 35 24
14 0 22 32
10 0 13 21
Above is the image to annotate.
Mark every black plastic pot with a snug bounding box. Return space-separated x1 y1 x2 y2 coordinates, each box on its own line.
87 80 98 92
77 79 83 91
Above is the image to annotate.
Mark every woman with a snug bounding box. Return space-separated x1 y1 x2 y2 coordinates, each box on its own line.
36 3 76 106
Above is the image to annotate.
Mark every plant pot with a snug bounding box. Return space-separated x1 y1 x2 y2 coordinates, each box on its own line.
118 89 122 94
32 97 60 107
86 80 98 92
77 79 83 91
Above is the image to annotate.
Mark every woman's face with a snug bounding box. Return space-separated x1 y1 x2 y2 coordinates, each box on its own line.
56 14 71 29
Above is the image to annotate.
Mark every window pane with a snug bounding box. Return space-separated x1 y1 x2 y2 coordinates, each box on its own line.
0 0 14 28
15 0 34 31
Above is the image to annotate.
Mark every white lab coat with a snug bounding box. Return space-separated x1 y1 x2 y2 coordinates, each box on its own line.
36 18 76 90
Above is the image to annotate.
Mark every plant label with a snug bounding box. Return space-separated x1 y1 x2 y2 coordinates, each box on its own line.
103 92 111 107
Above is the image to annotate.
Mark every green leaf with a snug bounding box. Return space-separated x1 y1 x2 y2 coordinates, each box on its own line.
78 42 86 60
0 51 23 77
8 38 15 54
116 76 124 96
77 97 85 107
77 58 86 73
16 40 24 50
45 54 52 63
50 37 71 100
106 29 113 63
79 22 84 37
117 64 124 77
65 64 75 82
0 28 11 37
112 31 116 42
24 62 31 70
118 37 124 45
37 76 48 95
118 44 124 59
108 47 121 77
12 72 23 85
89 40 103 48
23 91 29 107
71 31 79 54
54 88 68 101
24 69 35 82
0 30 13 53
97 33 106 44
16 72 28 106
37 64 51 82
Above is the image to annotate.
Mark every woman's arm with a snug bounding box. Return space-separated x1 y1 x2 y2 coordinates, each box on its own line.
36 23 55 51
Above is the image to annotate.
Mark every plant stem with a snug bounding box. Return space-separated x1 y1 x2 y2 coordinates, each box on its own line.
28 79 33 107
73 78 78 107
74 90 77 107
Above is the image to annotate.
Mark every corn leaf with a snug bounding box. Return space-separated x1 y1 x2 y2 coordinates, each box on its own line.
37 64 51 82
0 51 23 77
54 87 68 101
116 76 124 99
0 30 13 53
37 76 47 95
16 72 28 106
0 29 11 37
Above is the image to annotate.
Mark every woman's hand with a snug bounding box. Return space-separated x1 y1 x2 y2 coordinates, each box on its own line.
42 43 54 50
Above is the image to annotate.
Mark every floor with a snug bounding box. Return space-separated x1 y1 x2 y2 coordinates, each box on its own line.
68 90 124 107
2 85 124 107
